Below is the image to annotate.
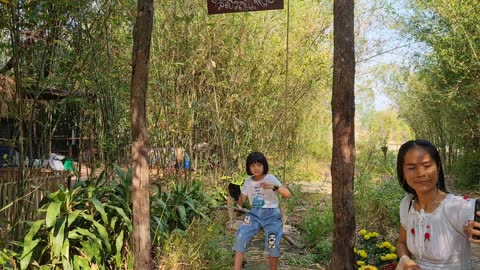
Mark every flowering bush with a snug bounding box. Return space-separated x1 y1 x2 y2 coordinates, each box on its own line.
354 229 398 270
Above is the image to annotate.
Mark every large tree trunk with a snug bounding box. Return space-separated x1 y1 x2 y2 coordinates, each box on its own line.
130 0 154 269
331 0 356 269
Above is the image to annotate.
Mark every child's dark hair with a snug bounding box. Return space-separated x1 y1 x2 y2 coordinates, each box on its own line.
246 152 269 175
396 139 448 196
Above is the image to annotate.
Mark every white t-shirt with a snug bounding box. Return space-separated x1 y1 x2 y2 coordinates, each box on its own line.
399 193 475 269
241 174 282 208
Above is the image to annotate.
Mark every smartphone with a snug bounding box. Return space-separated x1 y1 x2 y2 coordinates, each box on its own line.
474 200 480 240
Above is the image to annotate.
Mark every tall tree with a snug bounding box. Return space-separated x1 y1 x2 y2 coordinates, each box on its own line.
331 0 356 269
130 0 154 268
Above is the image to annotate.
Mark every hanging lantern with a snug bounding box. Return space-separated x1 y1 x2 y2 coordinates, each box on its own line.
207 0 284 15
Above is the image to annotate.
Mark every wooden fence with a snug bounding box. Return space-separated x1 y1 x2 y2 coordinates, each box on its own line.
0 168 70 245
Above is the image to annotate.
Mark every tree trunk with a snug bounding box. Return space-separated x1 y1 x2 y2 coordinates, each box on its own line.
130 0 154 269
331 0 356 269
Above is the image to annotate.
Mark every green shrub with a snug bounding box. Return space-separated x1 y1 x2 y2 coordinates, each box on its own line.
150 181 211 245
355 168 404 237
451 151 480 189
7 165 134 270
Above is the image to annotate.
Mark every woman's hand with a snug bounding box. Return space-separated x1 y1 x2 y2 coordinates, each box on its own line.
467 211 480 244
403 259 421 270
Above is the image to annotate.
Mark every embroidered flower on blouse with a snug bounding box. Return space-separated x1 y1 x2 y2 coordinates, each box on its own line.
425 232 430 241
426 225 430 229
411 228 415 235
463 195 470 200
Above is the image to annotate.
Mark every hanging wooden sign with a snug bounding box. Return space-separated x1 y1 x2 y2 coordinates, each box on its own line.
207 0 284 15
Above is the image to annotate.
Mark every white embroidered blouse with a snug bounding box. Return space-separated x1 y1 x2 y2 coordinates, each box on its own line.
399 193 475 270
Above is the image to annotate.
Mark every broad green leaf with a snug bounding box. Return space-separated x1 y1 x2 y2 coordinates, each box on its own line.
52 218 66 257
81 214 111 252
68 228 99 242
106 206 132 232
20 239 40 270
61 238 70 259
177 205 187 225
46 202 62 228
89 197 108 224
115 230 124 267
24 220 44 242
67 210 82 228
62 255 73 270
73 255 90 269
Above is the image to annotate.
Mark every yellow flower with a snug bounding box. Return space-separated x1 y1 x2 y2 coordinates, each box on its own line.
371 232 379 237
357 250 368 258
359 266 378 270
382 241 392 249
388 253 397 260
380 255 386 261
359 229 367 236
363 234 370 240
357 260 365 266
390 246 396 253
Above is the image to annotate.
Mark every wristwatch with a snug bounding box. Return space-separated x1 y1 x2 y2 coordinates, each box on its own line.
273 185 279 191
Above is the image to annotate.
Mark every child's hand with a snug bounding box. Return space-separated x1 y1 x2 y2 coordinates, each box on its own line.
260 182 275 190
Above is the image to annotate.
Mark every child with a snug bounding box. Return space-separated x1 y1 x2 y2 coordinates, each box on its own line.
395 139 480 269
232 151 292 270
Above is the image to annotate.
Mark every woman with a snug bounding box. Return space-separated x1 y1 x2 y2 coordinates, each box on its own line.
395 139 480 269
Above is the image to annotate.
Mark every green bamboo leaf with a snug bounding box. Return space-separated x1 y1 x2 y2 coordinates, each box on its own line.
46 202 62 228
81 214 111 252
89 197 108 224
115 230 125 268
20 239 40 270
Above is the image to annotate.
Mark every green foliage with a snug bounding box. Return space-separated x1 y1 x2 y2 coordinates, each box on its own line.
155 218 233 270
314 239 332 265
2 166 214 269
355 147 404 236
150 181 211 245
7 166 134 270
451 150 480 189
301 202 333 250
389 0 480 185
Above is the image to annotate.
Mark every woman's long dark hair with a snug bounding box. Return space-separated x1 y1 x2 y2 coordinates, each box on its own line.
396 139 448 195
